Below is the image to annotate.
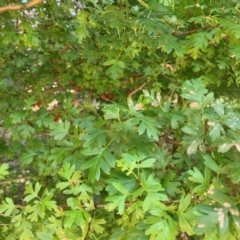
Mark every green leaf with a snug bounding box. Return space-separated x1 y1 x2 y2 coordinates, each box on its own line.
145 213 177 240
228 161 240 183
218 142 234 153
181 78 208 102
36 112 51 127
187 47 201 59
58 163 75 181
20 227 34 240
165 35 183 56
188 167 204 183
56 182 70 190
141 173 165 193
178 214 194 236
143 193 168 211
111 182 129 196
222 112 240 130
116 60 126 69
187 139 200 155
139 158 156 168
76 11 89 42
178 194 191 213
0 163 9 180
49 120 70 140
131 116 160 140
91 218 106 234
104 60 125 80
160 0 174 7
126 134 156 156
64 210 85 228
103 59 116 66
106 195 126 215
75 184 93 202
10 111 28 124
162 172 181 197
103 104 122 119
208 122 225 141
229 206 240 233
106 172 138 195
0 198 16 216
214 99 225 117
20 150 37 165
202 154 220 173
81 147 103 156
61 50 80 61
42 198 56 211
17 124 35 138
207 188 234 206
117 153 156 176
24 183 41 202
194 205 220 235
170 112 185 129
229 45 240 60
81 149 115 181
36 231 52 240
195 205 230 236
137 0 149 9
81 128 106 148
192 31 212 50
182 126 197 136
177 194 194 235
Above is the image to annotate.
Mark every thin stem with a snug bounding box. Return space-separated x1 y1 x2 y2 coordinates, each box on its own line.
147 11 152 19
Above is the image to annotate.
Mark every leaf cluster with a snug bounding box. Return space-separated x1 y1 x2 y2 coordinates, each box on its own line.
0 0 240 239
0 79 240 239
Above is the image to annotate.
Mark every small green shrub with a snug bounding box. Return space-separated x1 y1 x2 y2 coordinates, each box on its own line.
1 79 240 239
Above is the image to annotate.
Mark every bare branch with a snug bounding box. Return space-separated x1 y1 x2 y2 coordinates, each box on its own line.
0 0 43 14
127 79 150 105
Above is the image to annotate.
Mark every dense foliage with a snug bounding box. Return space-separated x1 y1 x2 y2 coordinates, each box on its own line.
1 0 240 239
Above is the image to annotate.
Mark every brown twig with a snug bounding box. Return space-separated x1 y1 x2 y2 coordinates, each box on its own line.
173 29 197 36
0 0 43 14
127 79 150 104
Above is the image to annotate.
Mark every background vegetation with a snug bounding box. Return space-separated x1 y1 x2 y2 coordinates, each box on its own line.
0 0 240 239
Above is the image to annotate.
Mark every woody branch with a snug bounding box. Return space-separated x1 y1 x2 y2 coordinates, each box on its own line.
0 0 43 14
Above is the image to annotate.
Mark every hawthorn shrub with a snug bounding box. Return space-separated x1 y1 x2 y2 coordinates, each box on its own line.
1 0 240 239
0 79 240 239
